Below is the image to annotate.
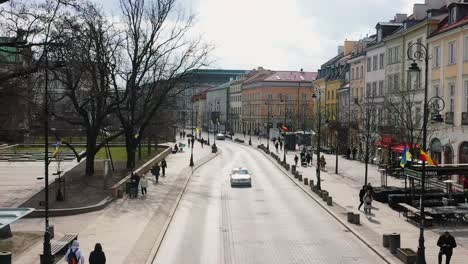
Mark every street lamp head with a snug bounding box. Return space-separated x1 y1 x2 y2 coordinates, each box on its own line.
408 62 421 73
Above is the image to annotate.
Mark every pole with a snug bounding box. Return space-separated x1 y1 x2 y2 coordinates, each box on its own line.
249 101 252 145
316 91 322 190
283 95 287 163
189 99 194 167
41 43 53 264
267 100 270 151
335 100 339 174
416 47 429 264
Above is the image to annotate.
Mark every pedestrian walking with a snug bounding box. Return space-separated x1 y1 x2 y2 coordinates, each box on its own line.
187 138 190 148
363 189 373 215
352 147 357 160
243 130 246 138
65 240 84 264
437 231 457 264
367 183 375 198
294 155 299 166
89 243 106 264
161 158 167 176
306 152 311 166
191 137 195 147
130 172 140 198
358 185 366 211
151 163 161 183
183 131 186 139
275 142 279 153
179 131 183 139
279 140 283 151
139 175 148 195
320 155 326 170
347 147 351 159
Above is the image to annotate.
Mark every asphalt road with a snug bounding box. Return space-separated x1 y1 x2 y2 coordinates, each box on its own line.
153 140 384 264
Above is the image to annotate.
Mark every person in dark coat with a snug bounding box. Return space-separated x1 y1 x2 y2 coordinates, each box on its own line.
275 142 279 153
89 243 106 264
347 147 351 159
358 185 366 211
191 137 195 147
352 147 357 160
437 231 457 264
279 140 283 151
161 158 167 176
294 155 299 166
200 138 204 148
182 131 186 139
152 164 161 183
306 152 311 166
187 138 191 148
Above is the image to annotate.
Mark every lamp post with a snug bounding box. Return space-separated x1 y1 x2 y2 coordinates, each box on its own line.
249 101 252 145
189 99 196 167
312 89 322 191
280 95 287 163
407 42 445 264
265 100 271 151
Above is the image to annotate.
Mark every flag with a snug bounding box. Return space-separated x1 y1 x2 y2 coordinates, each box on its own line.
420 150 438 166
400 147 412 168
282 126 288 132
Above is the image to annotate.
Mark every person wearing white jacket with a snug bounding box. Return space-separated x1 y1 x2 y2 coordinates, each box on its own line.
65 240 84 264
140 174 148 195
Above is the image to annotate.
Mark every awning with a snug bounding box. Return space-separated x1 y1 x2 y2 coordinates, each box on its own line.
391 143 421 153
375 134 393 148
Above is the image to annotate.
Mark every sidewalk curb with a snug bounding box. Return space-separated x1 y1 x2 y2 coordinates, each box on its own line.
251 145 399 264
144 150 221 264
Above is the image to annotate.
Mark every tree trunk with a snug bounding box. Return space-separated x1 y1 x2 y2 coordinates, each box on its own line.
147 134 151 156
85 131 97 176
125 133 136 170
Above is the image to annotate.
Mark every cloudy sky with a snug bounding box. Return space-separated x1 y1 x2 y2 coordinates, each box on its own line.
98 0 424 72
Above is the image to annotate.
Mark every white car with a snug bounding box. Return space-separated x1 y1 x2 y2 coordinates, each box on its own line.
216 133 226 140
230 168 252 187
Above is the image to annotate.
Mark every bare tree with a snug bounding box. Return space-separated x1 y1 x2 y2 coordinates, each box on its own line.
113 0 211 169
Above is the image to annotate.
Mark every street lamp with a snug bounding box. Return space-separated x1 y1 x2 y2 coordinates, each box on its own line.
312 90 322 191
249 101 252 145
280 95 287 163
190 99 197 167
407 42 445 264
265 100 271 151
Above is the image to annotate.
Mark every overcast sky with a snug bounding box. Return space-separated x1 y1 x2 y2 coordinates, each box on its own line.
98 0 423 72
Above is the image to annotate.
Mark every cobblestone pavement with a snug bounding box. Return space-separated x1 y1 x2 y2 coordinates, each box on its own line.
239 134 468 264
11 140 212 264
153 140 382 264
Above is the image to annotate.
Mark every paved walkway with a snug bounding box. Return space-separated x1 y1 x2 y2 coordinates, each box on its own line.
235 133 468 264
11 139 212 263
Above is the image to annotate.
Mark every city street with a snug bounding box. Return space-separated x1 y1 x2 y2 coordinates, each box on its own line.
153 139 383 264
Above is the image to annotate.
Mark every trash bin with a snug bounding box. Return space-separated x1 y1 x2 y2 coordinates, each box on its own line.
353 213 360 225
389 233 401 254
347 212 354 223
0 251 11 264
383 233 390 248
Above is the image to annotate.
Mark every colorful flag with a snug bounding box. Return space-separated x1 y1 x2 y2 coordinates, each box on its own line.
420 150 438 166
52 141 61 158
400 147 412 168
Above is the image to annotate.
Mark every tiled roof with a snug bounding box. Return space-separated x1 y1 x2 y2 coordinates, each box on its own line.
431 15 468 36
263 71 317 82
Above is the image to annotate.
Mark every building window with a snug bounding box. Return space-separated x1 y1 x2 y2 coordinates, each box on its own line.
379 80 384 96
367 58 371 72
434 46 441 67
351 68 355 80
373 55 378 70
464 37 468 61
388 48 393 64
379 53 384 69
464 80 468 112
415 103 422 126
395 46 400 63
417 38 422 53
408 41 413 57
449 83 455 112
372 82 377 97
394 73 400 90
366 83 371 97
360 66 363 78
449 41 457 65
388 75 394 90
434 84 440 97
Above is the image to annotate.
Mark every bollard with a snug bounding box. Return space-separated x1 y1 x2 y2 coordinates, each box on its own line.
0 225 12 239
310 179 314 186
0 252 11 264
291 165 296 173
303 178 308 185
294 171 299 179
388 233 401 254
312 186 318 193
49 225 54 239
327 196 332 205
353 213 360 225
383 234 390 248
298 174 303 181
347 212 354 223
321 191 328 201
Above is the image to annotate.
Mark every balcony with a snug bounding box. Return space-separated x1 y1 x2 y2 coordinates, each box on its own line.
445 112 454 125
462 112 468 126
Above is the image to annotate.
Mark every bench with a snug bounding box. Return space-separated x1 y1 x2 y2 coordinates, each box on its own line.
398 203 433 226
50 233 78 256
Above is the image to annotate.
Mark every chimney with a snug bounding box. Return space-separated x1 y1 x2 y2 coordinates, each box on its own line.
337 45 344 55
394 13 408 23
257 66 264 71
343 40 356 56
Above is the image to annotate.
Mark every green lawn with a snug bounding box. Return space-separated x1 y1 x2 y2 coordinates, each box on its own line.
95 146 163 161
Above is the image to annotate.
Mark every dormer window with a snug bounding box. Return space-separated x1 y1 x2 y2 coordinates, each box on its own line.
450 6 457 25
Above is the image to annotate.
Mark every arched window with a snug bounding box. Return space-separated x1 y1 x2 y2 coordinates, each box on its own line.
459 142 468 164
430 138 442 164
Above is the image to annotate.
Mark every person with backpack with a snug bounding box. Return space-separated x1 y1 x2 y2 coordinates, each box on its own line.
89 243 106 264
65 240 84 264
161 158 167 177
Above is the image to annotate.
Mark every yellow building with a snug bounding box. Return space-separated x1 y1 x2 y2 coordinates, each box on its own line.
428 1 468 173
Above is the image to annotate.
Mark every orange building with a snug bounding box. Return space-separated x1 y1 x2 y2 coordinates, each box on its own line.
240 68 317 135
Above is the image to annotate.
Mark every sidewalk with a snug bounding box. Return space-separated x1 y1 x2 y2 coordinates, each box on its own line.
238 133 468 264
11 139 213 264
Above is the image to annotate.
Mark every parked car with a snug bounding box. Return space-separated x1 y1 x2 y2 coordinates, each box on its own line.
230 168 252 187
216 133 226 140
